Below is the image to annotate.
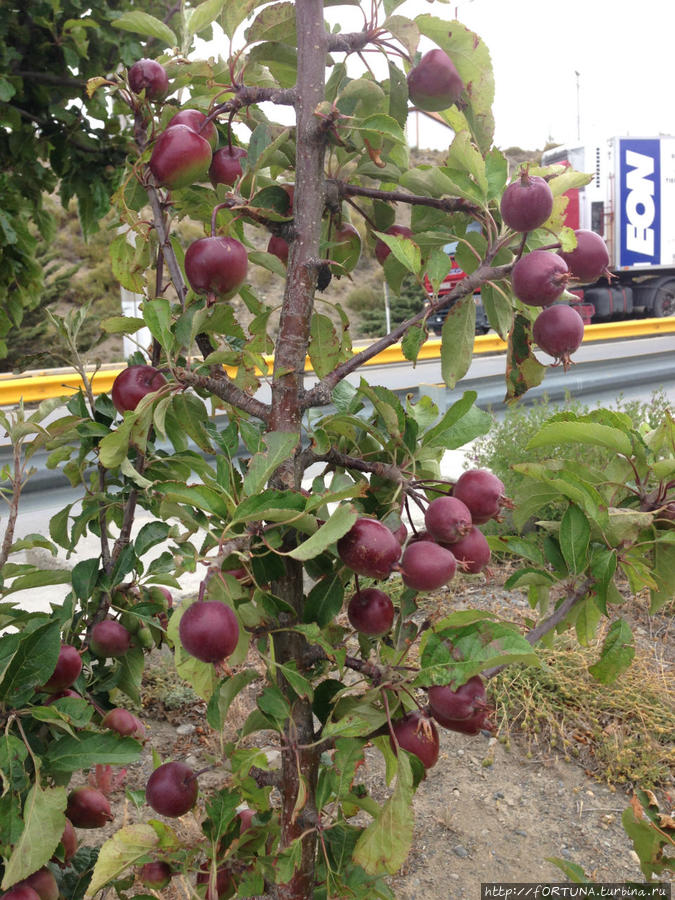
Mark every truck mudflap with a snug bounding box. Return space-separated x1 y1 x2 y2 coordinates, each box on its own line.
583 285 634 318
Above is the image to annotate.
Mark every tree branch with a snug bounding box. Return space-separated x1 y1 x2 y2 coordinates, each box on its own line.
484 576 596 679
174 367 271 423
301 261 512 408
331 178 482 217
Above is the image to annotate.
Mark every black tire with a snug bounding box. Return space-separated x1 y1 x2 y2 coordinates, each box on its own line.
652 280 675 317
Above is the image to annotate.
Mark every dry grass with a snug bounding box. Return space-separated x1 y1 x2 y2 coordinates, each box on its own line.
490 630 674 789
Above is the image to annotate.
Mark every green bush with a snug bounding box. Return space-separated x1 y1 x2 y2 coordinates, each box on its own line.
469 390 672 531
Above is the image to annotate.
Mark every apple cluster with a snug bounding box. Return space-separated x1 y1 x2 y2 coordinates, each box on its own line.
333 468 508 769
498 169 611 369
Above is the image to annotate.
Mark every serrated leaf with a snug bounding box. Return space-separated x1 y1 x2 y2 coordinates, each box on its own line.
1 784 67 889
113 11 176 45
353 752 414 875
440 296 475 388
187 0 227 36
289 504 357 561
0 620 61 705
374 231 421 275
309 314 341 378
100 316 146 335
206 669 259 731
45 734 142 773
87 823 173 896
527 421 633 455
559 504 590 575
242 431 300 496
143 297 173 350
588 618 635 684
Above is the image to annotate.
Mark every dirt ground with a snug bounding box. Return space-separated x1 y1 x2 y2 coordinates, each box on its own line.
89 569 672 898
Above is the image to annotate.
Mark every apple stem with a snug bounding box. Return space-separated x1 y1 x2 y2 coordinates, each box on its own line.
211 202 233 236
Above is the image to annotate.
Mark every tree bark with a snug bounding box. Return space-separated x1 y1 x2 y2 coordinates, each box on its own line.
269 3 328 898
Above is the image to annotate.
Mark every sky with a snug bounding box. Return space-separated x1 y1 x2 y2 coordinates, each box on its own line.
196 0 675 153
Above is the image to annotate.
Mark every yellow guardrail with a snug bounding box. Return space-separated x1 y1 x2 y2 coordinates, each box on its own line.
1 317 674 407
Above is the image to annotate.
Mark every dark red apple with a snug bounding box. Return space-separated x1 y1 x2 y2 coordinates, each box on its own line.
444 526 491 574
178 600 239 663
452 469 506 525
146 761 198 817
532 303 585 370
209 145 247 186
66 786 113 828
399 541 457 592
196 863 232 900
90 619 131 658
184 236 248 299
337 517 401 579
1 886 41 900
101 708 138 737
560 229 610 283
424 496 472 544
511 250 569 308
111 365 167 414
43 689 81 705
391 711 439 768
327 223 361 275
128 59 169 101
428 675 487 726
237 808 255 833
52 818 77 864
500 172 554 233
407 49 463 111
149 124 212 190
16 868 59 900
167 109 218 149
42 644 82 693
374 225 413 265
347 587 395 636
267 235 290 264
138 861 172 890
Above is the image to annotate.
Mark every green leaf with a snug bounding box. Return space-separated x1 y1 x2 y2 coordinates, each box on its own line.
424 248 452 294
527 421 633 456
113 11 177 45
153 482 230 519
559 504 590 575
480 281 514 340
401 324 426 364
134 521 171 558
88 823 173 895
243 431 300 496
206 669 259 731
303 573 345 627
353 752 414 875
45 733 142 773
1 784 67 889
99 419 132 468
440 296 475 388
187 0 227 36
288 504 357 561
72 557 100 601
143 297 173 351
545 857 590 883
505 313 546 403
588 618 635 684
308 314 341 378
2 569 71 597
422 391 491 449
100 316 146 335
0 620 61 706
374 231 420 275
245 1 296 44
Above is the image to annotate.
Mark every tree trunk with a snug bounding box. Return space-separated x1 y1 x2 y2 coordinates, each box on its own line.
269 2 327 897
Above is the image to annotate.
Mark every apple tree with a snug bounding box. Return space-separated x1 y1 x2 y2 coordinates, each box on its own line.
0 1 673 898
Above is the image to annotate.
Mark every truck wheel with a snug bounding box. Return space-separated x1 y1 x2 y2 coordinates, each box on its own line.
653 280 675 317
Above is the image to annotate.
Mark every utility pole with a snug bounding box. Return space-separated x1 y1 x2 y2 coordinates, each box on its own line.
575 70 581 141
